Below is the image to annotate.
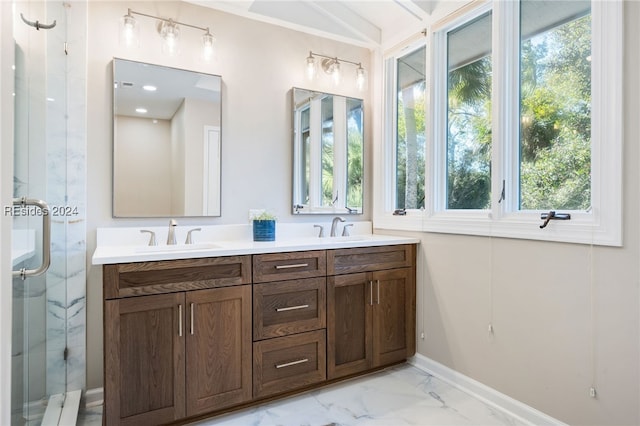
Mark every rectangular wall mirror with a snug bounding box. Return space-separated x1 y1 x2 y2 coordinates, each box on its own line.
292 88 364 215
113 58 222 217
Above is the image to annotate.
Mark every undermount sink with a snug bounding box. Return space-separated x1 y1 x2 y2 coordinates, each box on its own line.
317 235 368 243
134 242 220 253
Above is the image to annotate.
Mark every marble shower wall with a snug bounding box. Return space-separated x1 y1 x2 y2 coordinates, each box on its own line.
44 0 87 396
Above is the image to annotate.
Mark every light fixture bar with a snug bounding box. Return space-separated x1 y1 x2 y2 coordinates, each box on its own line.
305 50 366 91
127 9 210 33
308 51 361 67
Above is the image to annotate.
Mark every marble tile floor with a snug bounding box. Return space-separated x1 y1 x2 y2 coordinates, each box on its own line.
77 364 528 426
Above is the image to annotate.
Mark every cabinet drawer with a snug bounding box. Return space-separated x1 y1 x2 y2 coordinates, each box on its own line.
253 330 326 398
253 251 326 283
327 245 414 275
104 256 251 299
253 277 326 340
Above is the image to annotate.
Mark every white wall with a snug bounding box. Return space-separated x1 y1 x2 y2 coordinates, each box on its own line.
86 1 371 389
183 97 217 215
374 2 640 425
170 100 186 215
114 115 173 216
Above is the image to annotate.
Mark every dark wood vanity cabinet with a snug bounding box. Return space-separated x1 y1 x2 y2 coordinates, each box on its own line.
103 257 252 426
327 245 416 380
103 244 416 425
252 252 327 398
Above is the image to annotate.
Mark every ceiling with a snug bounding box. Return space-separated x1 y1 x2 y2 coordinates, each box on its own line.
114 59 221 120
185 0 445 48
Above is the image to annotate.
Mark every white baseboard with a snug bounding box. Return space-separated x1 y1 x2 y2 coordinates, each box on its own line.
83 387 104 408
409 354 567 426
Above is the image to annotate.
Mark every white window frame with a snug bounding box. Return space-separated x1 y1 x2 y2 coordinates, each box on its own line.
375 0 622 246
379 39 429 231
293 94 349 214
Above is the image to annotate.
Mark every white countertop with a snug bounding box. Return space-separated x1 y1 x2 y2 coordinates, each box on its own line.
92 222 419 265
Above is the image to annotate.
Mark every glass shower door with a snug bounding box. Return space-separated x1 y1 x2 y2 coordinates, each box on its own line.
11 1 69 423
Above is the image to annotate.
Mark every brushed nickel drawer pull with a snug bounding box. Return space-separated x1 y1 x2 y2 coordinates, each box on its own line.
275 358 309 369
178 304 183 337
275 263 309 270
276 304 309 312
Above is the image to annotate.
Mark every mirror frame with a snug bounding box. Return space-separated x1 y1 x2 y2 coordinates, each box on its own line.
291 87 364 215
112 58 222 218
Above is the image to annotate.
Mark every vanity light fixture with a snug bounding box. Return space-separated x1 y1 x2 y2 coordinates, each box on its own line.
120 8 215 60
305 51 367 91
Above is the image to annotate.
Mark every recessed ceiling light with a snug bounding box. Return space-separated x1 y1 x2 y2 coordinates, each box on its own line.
135 107 148 113
143 85 157 91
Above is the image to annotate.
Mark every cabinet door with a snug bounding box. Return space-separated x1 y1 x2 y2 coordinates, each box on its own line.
372 268 416 367
104 293 185 426
327 273 373 379
185 286 252 416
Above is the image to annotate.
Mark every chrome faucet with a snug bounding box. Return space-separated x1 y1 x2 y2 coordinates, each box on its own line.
185 228 201 244
167 219 177 245
140 230 156 246
330 217 346 237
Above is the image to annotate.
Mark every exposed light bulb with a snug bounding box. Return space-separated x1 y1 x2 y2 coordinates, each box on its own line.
159 20 180 56
331 60 341 86
119 10 139 48
306 53 316 81
356 65 366 91
202 30 215 62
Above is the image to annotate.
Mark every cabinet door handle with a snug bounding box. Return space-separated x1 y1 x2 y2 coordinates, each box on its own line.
369 280 373 306
275 263 309 270
275 358 309 369
190 303 194 335
376 280 380 305
276 304 309 312
178 304 183 337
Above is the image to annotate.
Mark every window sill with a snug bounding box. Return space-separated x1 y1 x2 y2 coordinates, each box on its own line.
373 211 622 247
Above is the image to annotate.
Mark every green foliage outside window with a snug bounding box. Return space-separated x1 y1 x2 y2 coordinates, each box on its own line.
519 15 591 210
445 12 591 211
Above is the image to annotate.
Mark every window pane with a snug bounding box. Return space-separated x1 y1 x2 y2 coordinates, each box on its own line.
396 47 426 210
446 12 492 210
299 106 311 204
321 96 334 206
519 0 591 211
346 98 363 211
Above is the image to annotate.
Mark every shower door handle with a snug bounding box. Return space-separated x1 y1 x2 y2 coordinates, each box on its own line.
12 197 51 280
